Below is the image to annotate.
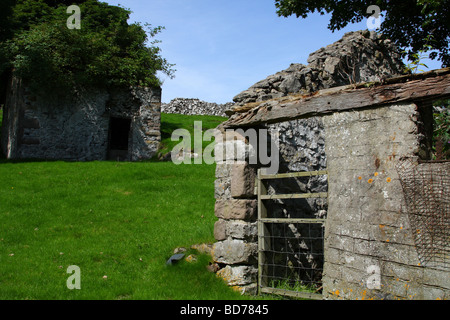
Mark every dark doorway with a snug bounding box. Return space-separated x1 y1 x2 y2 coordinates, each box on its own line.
108 117 131 161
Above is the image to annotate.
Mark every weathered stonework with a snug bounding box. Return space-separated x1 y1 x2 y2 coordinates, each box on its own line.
1 77 161 161
212 30 406 294
217 265 258 287
212 28 449 298
321 103 449 300
216 94 449 299
212 127 259 293
231 162 257 198
231 30 404 108
214 199 257 221
161 98 232 117
214 239 258 265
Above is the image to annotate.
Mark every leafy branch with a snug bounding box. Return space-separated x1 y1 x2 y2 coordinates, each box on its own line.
432 99 450 160
403 34 434 74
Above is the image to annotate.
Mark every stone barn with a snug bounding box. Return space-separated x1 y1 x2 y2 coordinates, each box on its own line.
213 68 450 299
212 31 450 299
1 77 161 161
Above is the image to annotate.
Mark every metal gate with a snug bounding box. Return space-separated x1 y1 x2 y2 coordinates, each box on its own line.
256 169 328 300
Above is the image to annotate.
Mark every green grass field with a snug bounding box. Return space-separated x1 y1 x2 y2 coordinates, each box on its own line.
0 112 264 300
159 113 227 158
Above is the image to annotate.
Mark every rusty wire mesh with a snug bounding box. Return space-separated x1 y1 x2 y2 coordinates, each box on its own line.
396 158 450 270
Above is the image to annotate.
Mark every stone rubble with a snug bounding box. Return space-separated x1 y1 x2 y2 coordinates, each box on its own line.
161 98 233 117
231 30 405 108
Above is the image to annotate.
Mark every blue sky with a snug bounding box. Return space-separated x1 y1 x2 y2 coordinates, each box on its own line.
104 0 443 104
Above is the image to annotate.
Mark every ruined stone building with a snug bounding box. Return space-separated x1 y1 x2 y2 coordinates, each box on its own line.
212 31 450 299
1 77 161 161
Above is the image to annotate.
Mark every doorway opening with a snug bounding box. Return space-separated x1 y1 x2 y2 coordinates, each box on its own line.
108 117 131 161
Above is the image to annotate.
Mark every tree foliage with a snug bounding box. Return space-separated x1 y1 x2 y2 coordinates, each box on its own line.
0 0 175 96
433 100 450 160
274 0 450 67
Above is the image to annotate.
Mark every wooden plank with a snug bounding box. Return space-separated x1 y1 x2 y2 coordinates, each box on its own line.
257 231 266 292
225 70 450 128
260 287 323 300
257 232 269 290
260 218 326 224
229 68 450 116
259 170 328 180
257 170 268 218
260 192 328 200
259 224 273 250
257 169 269 291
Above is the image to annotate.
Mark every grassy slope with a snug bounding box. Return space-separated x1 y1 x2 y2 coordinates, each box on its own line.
0 112 258 300
159 113 227 157
0 108 2 155
0 161 244 300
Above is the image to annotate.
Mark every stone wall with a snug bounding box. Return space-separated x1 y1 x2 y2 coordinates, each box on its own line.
212 119 329 294
211 30 409 295
215 31 403 291
212 130 259 294
210 29 449 298
1 77 161 161
161 98 232 117
322 102 449 300
213 99 449 299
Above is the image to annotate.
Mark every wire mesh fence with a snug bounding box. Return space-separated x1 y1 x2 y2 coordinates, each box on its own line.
257 170 327 299
258 219 325 299
396 158 450 270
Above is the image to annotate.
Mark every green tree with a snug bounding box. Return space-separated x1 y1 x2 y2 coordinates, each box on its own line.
433 99 450 160
0 0 16 102
0 0 175 97
0 0 16 42
274 0 450 67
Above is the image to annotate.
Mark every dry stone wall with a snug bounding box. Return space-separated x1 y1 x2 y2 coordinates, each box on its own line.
161 98 232 117
212 131 259 294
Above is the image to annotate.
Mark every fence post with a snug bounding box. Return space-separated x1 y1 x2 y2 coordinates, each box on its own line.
257 169 269 294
